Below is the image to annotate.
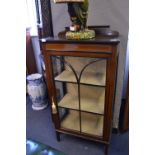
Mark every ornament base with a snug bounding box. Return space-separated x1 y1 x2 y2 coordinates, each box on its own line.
66 29 95 40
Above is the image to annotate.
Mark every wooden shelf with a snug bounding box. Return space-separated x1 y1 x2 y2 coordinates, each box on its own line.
61 110 80 131
81 112 103 137
58 87 105 114
55 70 106 86
61 110 103 137
58 94 79 110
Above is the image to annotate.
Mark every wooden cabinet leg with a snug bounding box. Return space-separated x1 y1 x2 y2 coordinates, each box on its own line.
104 144 109 155
56 131 60 142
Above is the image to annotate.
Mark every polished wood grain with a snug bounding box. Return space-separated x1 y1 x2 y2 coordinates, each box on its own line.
103 45 118 142
47 51 111 58
45 44 112 53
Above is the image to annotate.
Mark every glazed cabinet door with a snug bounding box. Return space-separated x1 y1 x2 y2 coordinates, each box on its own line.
49 55 108 138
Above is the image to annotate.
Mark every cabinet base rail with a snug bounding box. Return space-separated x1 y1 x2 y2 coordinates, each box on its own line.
56 129 109 144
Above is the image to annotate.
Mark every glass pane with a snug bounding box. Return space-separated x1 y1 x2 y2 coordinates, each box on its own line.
80 85 105 114
54 56 77 83
51 56 106 135
53 56 106 86
51 56 79 110
57 83 79 110
59 108 80 132
80 58 106 86
81 112 104 137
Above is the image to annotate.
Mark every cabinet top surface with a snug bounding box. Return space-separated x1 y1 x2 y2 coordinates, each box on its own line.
41 36 120 45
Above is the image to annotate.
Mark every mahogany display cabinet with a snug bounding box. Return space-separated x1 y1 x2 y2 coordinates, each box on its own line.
41 36 120 155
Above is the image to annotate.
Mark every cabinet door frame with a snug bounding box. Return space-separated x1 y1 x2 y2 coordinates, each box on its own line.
42 43 118 142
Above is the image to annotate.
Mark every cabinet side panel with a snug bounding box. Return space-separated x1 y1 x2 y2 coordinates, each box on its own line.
103 45 118 142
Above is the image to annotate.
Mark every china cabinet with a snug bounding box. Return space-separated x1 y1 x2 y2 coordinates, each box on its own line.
41 36 120 155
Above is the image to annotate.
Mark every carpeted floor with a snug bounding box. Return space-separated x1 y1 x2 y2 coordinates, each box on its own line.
26 96 129 155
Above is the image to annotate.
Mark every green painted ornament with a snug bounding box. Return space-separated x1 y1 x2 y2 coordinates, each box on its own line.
54 0 95 40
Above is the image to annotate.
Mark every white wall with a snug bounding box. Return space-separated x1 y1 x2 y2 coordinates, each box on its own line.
31 36 42 74
26 0 42 74
50 0 129 129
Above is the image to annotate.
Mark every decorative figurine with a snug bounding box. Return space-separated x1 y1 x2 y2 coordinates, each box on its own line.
67 0 88 31
54 0 95 40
